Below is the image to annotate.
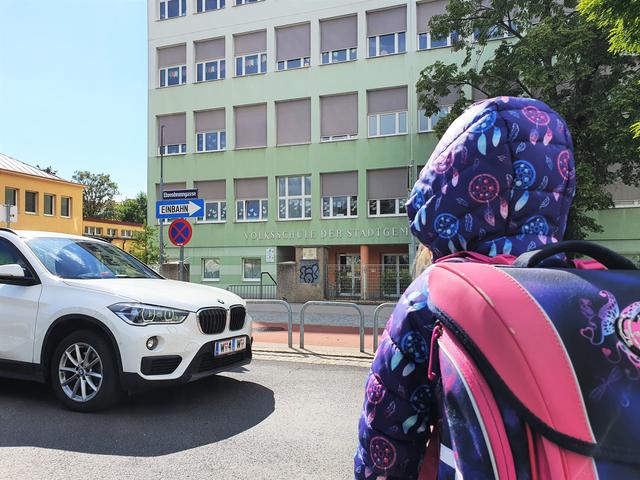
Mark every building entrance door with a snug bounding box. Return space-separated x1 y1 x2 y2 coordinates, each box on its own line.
337 254 361 297
382 254 410 298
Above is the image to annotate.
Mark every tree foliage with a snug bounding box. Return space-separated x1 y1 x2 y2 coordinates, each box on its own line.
36 165 58 176
129 225 159 266
118 192 147 224
417 0 640 239
72 171 119 219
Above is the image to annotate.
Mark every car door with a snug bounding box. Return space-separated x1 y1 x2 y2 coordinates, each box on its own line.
0 237 42 363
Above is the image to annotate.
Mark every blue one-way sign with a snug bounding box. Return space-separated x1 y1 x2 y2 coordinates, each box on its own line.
156 199 205 219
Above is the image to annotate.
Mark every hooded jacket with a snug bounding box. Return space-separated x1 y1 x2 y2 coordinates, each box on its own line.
355 97 576 479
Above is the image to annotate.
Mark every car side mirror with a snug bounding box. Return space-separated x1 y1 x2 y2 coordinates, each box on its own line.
0 264 26 279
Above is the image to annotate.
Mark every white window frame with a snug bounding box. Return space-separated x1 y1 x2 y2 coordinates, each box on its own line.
236 198 268 222
418 105 452 133
368 111 408 138
159 0 186 19
367 31 406 57
196 0 225 13
322 195 358 219
159 144 187 156
277 57 310 71
43 194 55 217
60 196 71 218
278 175 312 221
202 257 221 282
196 130 226 152
84 227 93 235
321 134 358 143
473 25 514 42
242 258 262 282
368 198 407 217
235 53 267 77
121 230 133 238
321 47 357 65
25 191 38 214
417 32 454 50
235 0 263 5
106 228 117 237
159 64 187 88
196 59 226 82
196 200 227 223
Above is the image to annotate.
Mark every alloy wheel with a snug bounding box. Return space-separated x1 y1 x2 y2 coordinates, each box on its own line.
58 343 104 403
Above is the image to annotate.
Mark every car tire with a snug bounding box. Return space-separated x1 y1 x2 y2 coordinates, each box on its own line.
50 330 122 412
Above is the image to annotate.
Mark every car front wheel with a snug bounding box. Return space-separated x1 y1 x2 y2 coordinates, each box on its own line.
50 330 122 412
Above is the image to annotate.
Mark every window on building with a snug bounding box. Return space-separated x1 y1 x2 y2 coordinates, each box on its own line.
25 191 38 214
234 31 267 76
367 6 407 57
107 228 117 237
276 98 311 146
242 258 261 281
235 0 263 5
473 25 515 42
235 177 268 222
158 45 187 87
195 38 226 82
320 93 358 142
197 0 224 13
419 105 452 132
121 230 133 238
416 1 457 50
202 258 221 281
321 172 358 219
4 188 17 207
234 104 267 149
195 180 227 223
157 113 187 155
278 175 311 220
367 168 408 217
156 182 186 225
276 23 311 71
320 15 358 65
367 86 408 137
195 109 226 152
44 194 55 216
84 226 92 235
159 0 186 19
85 226 103 236
60 196 71 217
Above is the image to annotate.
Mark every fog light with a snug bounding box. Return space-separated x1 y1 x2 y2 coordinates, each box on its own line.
146 336 158 350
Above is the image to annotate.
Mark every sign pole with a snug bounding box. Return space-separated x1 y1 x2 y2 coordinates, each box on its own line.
159 125 165 267
179 245 185 281
5 204 10 229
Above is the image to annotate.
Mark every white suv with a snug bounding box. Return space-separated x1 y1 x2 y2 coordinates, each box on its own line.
0 229 252 411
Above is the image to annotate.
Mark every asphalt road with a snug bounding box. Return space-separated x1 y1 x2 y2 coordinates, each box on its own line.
0 359 369 480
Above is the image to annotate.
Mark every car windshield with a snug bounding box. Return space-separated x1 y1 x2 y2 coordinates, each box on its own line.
25 237 160 280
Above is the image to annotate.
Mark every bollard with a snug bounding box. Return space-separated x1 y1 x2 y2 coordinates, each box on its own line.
299 301 365 352
373 303 397 352
245 299 293 348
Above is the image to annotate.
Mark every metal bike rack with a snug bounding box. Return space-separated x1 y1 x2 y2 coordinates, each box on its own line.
246 299 293 348
299 301 366 352
372 303 397 352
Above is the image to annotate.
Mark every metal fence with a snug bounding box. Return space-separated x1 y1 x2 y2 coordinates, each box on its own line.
227 272 278 299
325 264 411 301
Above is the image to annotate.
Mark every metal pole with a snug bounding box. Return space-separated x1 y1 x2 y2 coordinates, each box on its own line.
5 204 10 228
373 303 397 352
159 125 165 267
179 245 184 281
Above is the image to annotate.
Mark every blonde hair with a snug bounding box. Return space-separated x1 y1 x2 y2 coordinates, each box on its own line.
412 245 433 278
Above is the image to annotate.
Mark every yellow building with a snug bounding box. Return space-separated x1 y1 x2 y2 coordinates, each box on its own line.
82 218 145 252
0 153 84 234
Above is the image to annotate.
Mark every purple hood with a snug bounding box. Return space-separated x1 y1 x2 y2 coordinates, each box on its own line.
407 96 576 259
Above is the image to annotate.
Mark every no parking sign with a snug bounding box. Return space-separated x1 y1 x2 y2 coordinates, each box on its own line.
169 218 192 247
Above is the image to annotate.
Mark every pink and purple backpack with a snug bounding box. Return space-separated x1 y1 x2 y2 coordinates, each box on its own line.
419 241 640 479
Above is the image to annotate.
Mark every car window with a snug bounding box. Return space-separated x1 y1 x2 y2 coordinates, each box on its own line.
0 238 34 279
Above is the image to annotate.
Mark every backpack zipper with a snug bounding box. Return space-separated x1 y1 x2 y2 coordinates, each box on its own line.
428 323 443 382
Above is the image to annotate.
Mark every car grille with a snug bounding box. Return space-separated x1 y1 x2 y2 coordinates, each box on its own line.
141 356 182 376
198 307 227 334
229 306 246 331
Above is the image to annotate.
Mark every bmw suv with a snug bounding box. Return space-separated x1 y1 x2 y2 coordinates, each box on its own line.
0 229 252 411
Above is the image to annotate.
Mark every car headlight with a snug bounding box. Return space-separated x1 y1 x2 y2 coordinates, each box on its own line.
108 303 190 326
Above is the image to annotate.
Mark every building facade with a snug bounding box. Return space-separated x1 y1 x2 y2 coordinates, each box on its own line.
0 153 84 235
82 218 145 252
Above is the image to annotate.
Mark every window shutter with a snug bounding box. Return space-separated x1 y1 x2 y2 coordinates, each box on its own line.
367 168 408 199
234 31 267 56
320 15 357 52
157 113 186 146
235 178 268 199
195 38 225 62
321 171 358 197
234 104 267 149
367 87 408 114
158 45 186 67
195 109 225 132
367 5 407 36
276 98 311 145
276 23 311 61
321 93 358 137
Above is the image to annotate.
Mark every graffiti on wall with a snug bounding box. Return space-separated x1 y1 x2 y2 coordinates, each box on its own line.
299 261 320 284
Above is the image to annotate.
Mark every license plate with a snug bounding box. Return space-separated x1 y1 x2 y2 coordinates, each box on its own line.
214 337 246 357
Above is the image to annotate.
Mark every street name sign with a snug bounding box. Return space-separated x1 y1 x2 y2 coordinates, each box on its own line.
156 199 205 219
162 189 198 200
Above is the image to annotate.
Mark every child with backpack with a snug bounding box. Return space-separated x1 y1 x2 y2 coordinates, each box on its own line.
355 97 640 479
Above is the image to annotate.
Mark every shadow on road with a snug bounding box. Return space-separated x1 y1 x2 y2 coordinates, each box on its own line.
0 370 274 456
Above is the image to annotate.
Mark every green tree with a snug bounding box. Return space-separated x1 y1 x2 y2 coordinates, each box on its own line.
129 225 159 266
417 0 640 239
36 165 58 176
72 171 120 219
577 0 640 138
118 192 147 224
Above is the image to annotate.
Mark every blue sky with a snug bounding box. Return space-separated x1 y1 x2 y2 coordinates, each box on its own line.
0 0 147 199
